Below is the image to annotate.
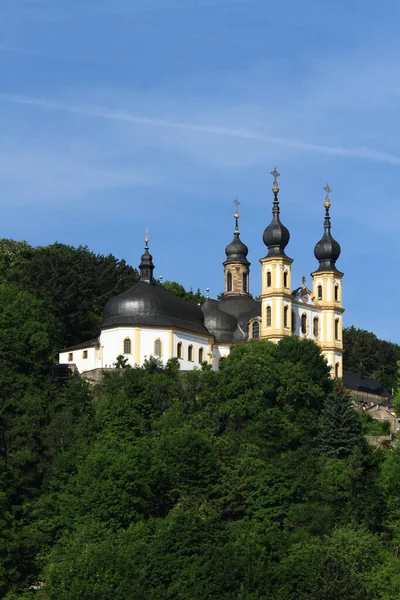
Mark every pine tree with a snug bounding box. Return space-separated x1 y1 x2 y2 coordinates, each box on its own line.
318 384 363 458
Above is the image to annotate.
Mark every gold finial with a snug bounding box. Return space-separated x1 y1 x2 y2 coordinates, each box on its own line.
145 226 149 245
271 166 280 193
323 183 331 209
233 196 240 219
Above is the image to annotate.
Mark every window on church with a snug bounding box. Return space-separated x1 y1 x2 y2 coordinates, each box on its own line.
301 314 307 335
123 338 131 354
313 317 319 337
318 285 322 300
227 272 232 292
266 305 272 327
242 272 247 292
292 311 296 333
267 271 272 287
68 352 73 362
177 342 183 359
154 339 162 357
335 318 340 340
335 362 339 378
198 347 204 363
252 321 260 339
82 350 88 359
335 285 339 301
188 345 194 361
284 271 288 288
284 305 289 328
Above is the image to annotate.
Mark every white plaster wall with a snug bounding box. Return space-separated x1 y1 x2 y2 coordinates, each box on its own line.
100 327 139 368
212 344 231 371
59 346 99 373
140 328 172 365
171 330 211 371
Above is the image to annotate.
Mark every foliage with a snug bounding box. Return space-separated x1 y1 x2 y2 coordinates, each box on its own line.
0 241 139 348
162 280 205 305
344 326 400 391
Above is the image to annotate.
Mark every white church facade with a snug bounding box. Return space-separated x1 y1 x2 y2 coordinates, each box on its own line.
59 170 344 377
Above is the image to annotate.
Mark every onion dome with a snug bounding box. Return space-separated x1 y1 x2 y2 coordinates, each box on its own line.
224 199 250 266
314 184 341 272
139 229 155 283
263 167 291 258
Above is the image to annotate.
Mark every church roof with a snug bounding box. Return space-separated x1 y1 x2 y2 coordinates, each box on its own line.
102 281 209 335
343 370 391 400
201 295 261 343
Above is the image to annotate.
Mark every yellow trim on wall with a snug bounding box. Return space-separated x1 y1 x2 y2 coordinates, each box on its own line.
134 328 140 364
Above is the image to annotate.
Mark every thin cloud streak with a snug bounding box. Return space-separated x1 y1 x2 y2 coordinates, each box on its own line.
1 92 400 167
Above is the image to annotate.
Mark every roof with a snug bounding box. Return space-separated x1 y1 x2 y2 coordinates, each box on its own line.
60 338 99 352
201 295 261 343
343 370 392 400
102 281 209 336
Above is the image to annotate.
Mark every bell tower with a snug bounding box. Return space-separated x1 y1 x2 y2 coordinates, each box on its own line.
260 168 293 341
139 228 155 284
311 184 344 377
223 198 251 296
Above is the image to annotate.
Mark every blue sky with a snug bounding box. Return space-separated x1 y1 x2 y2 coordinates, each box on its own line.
1 0 400 341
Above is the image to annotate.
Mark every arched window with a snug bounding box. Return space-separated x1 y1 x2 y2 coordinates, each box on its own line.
267 271 272 287
242 272 247 293
284 271 288 288
335 285 339 301
266 305 272 327
227 272 232 292
177 342 183 359
198 347 204 363
219 356 226 367
292 311 296 333
318 285 322 300
301 314 307 335
252 321 260 339
188 345 194 361
284 305 289 328
313 317 319 337
335 318 340 340
335 363 339 378
123 338 131 354
154 339 162 357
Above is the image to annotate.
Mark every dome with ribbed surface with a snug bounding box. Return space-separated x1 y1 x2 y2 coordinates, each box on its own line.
103 281 208 334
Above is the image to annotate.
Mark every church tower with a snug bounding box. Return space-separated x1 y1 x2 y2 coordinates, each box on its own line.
139 228 155 283
260 168 293 341
223 199 251 296
311 185 344 377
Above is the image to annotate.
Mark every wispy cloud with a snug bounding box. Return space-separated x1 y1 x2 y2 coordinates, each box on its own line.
1 92 400 167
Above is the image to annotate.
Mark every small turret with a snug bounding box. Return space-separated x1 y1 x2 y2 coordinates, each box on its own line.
139 228 155 283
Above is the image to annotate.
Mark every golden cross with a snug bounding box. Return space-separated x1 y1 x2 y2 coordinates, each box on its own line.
323 183 331 207
145 226 149 244
233 197 240 218
271 167 280 189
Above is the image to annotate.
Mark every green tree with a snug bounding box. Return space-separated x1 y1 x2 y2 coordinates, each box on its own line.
318 384 363 459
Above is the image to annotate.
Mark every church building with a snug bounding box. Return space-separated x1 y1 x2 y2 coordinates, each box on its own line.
59 169 344 377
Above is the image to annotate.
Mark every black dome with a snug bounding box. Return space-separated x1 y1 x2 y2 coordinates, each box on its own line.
314 202 341 272
263 192 290 258
224 232 250 265
201 298 237 341
103 281 208 335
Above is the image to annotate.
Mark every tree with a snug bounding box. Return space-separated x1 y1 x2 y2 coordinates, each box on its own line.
162 280 205 305
6 242 139 348
318 384 363 459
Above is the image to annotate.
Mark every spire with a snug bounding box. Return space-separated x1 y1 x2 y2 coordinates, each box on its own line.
139 227 155 283
224 197 250 265
262 167 291 258
314 184 341 272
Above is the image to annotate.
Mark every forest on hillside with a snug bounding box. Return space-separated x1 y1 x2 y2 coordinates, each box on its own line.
1 240 400 599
